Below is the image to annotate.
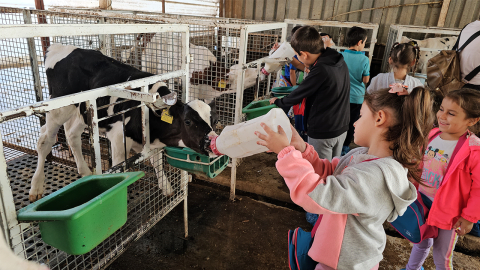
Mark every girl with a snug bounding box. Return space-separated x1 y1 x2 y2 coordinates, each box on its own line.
403 88 480 270
256 86 434 270
367 42 423 95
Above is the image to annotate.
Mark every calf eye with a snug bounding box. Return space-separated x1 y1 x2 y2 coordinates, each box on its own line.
184 119 191 126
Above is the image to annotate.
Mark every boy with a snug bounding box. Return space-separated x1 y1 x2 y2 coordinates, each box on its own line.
340 26 370 155
270 26 350 160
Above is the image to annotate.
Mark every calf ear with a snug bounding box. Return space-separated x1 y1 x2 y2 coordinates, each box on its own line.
208 99 216 112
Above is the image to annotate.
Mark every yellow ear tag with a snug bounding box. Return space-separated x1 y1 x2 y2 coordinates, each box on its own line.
161 109 173 124
218 79 227 89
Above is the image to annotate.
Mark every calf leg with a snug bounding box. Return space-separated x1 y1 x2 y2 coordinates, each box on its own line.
30 105 77 202
149 151 173 196
0 229 50 270
63 108 91 177
106 120 134 168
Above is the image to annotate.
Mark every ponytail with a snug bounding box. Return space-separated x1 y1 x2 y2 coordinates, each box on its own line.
389 41 420 74
364 87 434 184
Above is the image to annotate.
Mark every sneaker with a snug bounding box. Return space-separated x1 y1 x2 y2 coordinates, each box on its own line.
341 146 350 156
400 267 424 270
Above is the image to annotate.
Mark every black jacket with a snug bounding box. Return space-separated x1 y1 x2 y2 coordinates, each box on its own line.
275 47 350 139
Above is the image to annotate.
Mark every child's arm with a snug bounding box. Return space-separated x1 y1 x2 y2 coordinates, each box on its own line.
458 154 480 230
362 76 370 84
290 69 297 86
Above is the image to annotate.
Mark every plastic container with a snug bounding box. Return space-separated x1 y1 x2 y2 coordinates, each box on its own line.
17 172 144 255
210 108 292 158
163 147 229 178
242 99 278 120
261 42 296 75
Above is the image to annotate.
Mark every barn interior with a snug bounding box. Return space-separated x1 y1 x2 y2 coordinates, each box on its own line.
1 1 480 270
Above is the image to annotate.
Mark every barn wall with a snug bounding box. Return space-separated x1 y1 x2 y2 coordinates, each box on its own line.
224 0 480 44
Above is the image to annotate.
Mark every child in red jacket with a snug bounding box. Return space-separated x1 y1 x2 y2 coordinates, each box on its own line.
404 88 480 270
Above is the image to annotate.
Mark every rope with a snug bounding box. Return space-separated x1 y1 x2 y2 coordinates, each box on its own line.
325 1 443 21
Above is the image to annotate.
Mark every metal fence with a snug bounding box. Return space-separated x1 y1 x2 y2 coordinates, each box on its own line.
49 8 288 200
381 24 461 79
0 17 189 270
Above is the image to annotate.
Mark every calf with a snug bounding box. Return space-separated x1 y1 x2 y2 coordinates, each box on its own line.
0 229 49 270
29 44 218 202
140 34 265 102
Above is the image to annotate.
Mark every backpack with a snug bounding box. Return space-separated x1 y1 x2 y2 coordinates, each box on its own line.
426 26 480 98
390 130 467 244
390 191 438 244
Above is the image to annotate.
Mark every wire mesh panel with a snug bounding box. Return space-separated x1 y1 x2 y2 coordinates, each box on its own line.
44 8 287 128
0 20 189 270
285 19 379 68
381 24 461 77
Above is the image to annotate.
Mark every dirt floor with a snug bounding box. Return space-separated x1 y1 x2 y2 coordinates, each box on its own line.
107 153 480 270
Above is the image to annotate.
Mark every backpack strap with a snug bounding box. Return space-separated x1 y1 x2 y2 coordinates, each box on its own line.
464 64 480 82
457 29 480 52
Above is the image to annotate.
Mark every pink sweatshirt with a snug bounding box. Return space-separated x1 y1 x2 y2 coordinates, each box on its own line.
426 128 480 230
277 144 416 270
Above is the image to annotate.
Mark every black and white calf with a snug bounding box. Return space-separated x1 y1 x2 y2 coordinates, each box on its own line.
29 44 218 202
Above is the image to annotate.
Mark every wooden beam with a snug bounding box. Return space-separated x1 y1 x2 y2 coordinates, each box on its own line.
436 0 451 27
34 0 50 57
99 0 112 10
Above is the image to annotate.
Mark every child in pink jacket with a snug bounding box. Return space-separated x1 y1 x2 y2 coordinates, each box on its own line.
256 86 434 270
403 88 480 270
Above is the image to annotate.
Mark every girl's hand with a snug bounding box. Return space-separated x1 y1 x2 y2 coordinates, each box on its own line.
269 97 278 105
255 123 290 154
453 217 474 236
289 124 307 153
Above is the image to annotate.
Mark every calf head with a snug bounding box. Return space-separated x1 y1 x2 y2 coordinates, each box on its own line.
180 99 218 156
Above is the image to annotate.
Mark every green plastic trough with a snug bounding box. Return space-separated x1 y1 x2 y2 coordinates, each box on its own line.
242 99 278 120
164 147 229 178
17 171 144 255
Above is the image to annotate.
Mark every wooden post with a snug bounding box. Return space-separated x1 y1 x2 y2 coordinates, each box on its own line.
219 0 224 17
437 0 451 27
34 0 50 57
99 0 112 10
162 0 165 13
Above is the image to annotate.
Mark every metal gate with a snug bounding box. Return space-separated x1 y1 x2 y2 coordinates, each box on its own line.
0 20 190 270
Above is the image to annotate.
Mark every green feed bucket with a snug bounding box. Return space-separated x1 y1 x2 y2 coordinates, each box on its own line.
242 99 278 120
17 172 144 255
164 147 229 178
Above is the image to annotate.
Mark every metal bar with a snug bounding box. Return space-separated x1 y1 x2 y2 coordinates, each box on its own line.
86 100 102 174
182 29 190 102
0 24 189 39
22 9 45 127
0 133 23 258
0 71 183 122
244 22 288 33
141 86 150 153
107 87 159 103
34 0 50 56
122 113 127 172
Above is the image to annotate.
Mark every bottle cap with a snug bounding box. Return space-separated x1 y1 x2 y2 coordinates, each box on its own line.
209 136 223 156
261 67 270 76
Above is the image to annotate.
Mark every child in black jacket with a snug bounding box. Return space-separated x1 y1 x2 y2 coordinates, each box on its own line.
270 26 350 160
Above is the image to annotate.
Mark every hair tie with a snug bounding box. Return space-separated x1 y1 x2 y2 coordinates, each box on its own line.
389 83 409 95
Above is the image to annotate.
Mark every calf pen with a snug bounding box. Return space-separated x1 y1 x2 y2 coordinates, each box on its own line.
0 21 190 270
50 7 289 200
381 24 461 80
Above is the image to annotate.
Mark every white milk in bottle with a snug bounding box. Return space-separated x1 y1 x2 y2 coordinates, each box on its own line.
210 108 292 158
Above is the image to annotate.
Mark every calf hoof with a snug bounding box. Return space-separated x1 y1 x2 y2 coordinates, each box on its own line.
28 192 43 203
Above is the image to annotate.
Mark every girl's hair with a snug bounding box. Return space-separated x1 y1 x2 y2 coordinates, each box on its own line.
389 42 420 75
364 87 434 184
444 88 480 134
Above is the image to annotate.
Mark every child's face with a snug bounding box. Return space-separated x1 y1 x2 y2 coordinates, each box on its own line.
353 103 376 147
437 97 478 140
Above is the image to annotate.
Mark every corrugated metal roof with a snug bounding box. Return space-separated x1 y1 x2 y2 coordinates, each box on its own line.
225 0 480 44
